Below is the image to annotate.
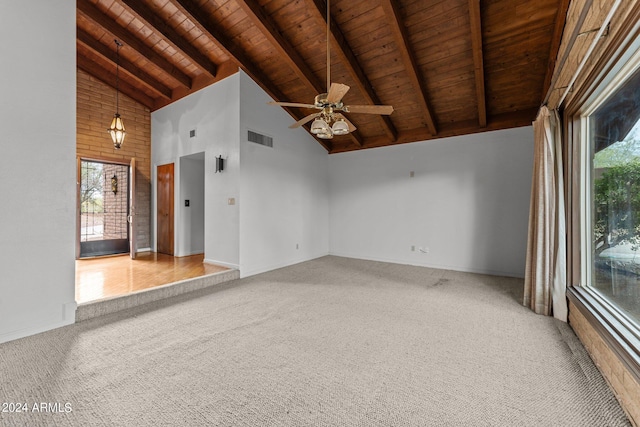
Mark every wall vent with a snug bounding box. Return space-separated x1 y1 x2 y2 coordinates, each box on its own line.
247 130 273 148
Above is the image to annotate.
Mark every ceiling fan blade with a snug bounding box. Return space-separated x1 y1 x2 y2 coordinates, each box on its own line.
344 104 394 115
289 113 320 128
326 83 350 103
268 101 317 109
334 113 357 132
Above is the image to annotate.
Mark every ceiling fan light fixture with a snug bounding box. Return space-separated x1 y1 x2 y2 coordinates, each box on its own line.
317 127 334 139
266 0 392 140
310 117 329 134
331 118 349 135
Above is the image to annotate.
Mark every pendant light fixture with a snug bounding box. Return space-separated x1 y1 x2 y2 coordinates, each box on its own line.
108 39 126 149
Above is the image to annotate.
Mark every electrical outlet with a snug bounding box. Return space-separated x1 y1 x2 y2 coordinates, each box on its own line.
296 243 299 249
228 198 235 205
411 245 415 251
410 171 415 178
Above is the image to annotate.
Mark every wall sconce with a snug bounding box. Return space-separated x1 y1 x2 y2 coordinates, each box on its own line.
111 174 118 195
215 155 224 173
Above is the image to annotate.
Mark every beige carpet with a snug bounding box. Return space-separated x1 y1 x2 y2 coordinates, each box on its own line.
0 256 630 426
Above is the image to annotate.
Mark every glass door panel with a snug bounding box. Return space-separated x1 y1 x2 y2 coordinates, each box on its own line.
79 160 129 257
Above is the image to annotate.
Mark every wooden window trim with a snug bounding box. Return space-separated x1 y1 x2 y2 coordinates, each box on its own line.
563 3 640 387
568 287 640 384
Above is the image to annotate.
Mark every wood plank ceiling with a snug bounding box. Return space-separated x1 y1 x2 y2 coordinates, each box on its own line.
77 0 568 153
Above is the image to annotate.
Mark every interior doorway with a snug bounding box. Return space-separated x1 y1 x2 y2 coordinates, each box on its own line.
179 153 205 256
157 163 175 255
78 158 130 258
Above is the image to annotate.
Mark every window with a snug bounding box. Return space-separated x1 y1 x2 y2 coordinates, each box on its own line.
581 53 640 330
565 3 640 391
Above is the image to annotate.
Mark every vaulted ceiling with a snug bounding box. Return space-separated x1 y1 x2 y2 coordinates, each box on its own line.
77 0 568 153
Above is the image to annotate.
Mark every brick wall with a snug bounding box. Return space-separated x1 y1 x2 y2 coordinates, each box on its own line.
569 301 640 426
102 163 128 240
77 69 151 251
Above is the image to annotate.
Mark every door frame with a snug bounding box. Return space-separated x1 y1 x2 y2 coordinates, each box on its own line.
76 156 134 259
178 152 206 257
129 157 137 259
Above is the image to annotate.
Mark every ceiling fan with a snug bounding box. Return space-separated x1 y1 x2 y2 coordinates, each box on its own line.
267 0 393 139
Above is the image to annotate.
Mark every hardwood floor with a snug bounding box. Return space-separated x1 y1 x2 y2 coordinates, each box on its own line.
75 253 229 304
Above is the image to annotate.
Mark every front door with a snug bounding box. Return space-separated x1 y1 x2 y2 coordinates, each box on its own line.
157 163 174 255
78 159 130 258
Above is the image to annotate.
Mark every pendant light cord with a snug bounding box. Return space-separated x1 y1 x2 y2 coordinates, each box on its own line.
115 39 122 114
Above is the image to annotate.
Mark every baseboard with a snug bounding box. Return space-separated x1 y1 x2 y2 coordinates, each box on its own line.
64 301 78 322
176 250 205 257
328 251 525 278
204 258 239 269
136 247 152 253
239 252 330 278
0 317 75 345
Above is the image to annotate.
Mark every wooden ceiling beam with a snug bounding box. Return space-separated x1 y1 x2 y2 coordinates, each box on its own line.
235 0 324 94
172 0 332 152
172 0 272 90
119 0 217 78
347 129 363 147
77 0 192 89
237 0 362 147
468 0 487 128
77 54 156 108
307 0 398 142
380 0 437 135
234 0 363 147
77 29 172 100
152 60 239 110
331 108 538 154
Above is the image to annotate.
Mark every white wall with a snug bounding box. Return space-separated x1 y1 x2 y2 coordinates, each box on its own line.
0 1 77 343
238 72 330 277
329 127 534 277
179 153 205 256
152 74 241 268
153 72 330 276
153 72 531 279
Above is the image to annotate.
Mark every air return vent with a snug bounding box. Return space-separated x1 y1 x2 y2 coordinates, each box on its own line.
247 130 273 148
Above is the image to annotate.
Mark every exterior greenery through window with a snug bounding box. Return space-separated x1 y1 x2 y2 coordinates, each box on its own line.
589 65 640 325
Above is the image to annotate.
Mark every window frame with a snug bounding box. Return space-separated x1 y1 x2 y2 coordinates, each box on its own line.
564 13 640 382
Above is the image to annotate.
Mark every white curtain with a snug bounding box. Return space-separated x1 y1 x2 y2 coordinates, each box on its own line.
524 106 568 322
